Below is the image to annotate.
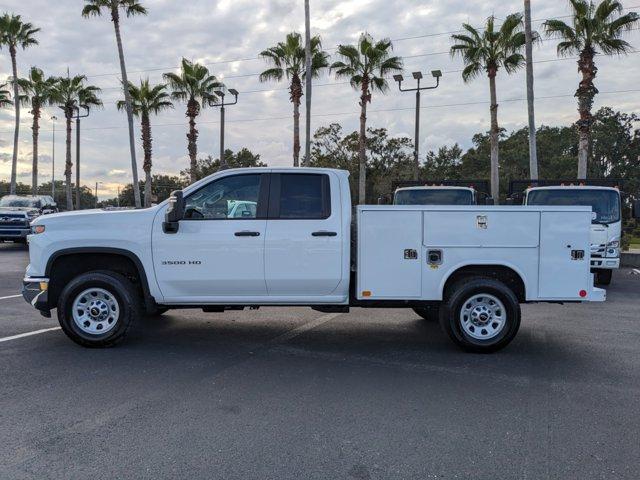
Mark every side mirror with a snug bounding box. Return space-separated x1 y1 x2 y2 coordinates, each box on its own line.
505 198 514 206
377 194 391 205
485 197 495 206
633 199 640 219
163 190 185 234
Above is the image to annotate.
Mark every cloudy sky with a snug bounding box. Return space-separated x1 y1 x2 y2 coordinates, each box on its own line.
1 0 639 199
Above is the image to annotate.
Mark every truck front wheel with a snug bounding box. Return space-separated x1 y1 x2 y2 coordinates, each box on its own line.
594 269 612 286
57 271 141 348
439 278 520 353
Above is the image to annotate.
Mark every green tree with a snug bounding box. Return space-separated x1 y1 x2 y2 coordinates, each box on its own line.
0 13 39 195
259 32 329 167
181 148 267 182
163 58 221 185
14 67 60 194
331 33 403 204
82 0 148 208
0 82 11 107
544 0 639 179
113 174 185 207
54 74 102 211
450 14 527 202
117 79 173 207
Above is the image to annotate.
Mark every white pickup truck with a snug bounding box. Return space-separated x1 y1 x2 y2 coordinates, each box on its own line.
23 168 606 353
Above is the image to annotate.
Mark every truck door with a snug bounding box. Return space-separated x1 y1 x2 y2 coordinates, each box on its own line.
264 172 343 296
152 173 269 301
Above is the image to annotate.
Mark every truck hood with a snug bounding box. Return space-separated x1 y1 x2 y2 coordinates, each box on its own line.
31 207 159 229
590 224 615 246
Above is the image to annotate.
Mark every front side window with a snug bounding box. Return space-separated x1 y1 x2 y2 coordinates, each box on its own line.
184 174 261 220
277 174 330 219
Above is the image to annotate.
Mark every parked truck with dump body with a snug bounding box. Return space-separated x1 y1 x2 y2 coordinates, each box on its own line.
391 180 492 206
23 168 607 353
511 180 629 286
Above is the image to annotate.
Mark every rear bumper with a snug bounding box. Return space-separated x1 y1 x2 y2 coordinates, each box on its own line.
591 257 619 269
22 277 50 315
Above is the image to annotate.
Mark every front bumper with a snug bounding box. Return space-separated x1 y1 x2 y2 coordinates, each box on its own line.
590 257 620 269
0 227 30 239
22 277 50 316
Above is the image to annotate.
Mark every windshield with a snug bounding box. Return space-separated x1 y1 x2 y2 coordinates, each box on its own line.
394 189 474 205
0 197 40 208
526 189 621 224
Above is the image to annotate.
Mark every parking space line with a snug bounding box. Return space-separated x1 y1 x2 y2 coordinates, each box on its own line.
0 327 61 343
0 294 22 300
268 313 342 345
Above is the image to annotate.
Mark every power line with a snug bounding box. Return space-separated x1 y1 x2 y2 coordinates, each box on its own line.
4 88 637 135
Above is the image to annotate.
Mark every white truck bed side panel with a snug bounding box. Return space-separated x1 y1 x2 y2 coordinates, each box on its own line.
358 210 423 299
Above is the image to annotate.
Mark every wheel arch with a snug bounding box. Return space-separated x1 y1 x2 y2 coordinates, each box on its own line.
440 262 527 302
45 247 155 310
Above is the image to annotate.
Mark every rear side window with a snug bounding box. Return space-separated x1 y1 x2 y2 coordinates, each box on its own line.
272 173 331 219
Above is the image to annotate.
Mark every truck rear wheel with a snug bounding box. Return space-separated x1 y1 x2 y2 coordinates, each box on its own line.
594 269 612 286
439 277 520 353
413 306 439 321
57 271 141 348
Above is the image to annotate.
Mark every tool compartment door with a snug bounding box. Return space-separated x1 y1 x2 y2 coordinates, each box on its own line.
357 210 422 299
538 211 591 299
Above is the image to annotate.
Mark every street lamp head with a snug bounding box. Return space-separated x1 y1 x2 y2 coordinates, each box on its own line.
393 74 404 83
228 88 239 97
431 69 442 78
412 71 423 80
214 90 225 97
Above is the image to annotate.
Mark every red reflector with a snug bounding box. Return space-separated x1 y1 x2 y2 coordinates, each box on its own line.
579 290 587 298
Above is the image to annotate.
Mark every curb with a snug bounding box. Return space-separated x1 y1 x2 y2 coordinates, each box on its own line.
621 252 640 268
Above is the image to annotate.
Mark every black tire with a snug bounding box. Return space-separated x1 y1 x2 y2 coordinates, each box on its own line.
594 269 612 286
413 306 439 321
439 277 520 353
57 271 141 348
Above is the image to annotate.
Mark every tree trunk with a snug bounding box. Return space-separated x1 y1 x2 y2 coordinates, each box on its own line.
290 74 302 167
64 112 73 211
576 46 597 180
358 80 370 205
9 47 19 195
111 5 141 208
488 70 500 203
524 0 538 180
303 0 312 167
186 100 199 184
32 102 41 195
141 111 152 207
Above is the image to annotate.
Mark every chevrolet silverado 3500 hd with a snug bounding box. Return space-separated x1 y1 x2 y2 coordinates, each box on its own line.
23 168 605 352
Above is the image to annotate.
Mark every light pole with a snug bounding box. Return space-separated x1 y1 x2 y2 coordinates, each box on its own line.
74 106 90 210
213 87 239 170
51 115 57 199
524 0 539 180
394 70 442 180
303 0 312 166
94 181 103 208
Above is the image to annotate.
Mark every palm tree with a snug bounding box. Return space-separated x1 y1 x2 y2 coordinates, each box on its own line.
331 33 402 204
54 74 102 210
0 83 11 108
82 0 147 208
260 32 329 167
544 0 639 178
14 67 60 194
117 79 173 207
0 13 39 195
450 14 527 202
163 58 220 185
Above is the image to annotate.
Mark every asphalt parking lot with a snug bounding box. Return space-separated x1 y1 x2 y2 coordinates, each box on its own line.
1 242 639 479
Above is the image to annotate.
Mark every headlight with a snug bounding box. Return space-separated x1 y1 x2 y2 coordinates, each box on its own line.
607 240 620 249
31 225 46 235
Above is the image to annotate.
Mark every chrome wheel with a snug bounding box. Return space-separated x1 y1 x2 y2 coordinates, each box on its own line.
72 288 120 335
459 293 506 340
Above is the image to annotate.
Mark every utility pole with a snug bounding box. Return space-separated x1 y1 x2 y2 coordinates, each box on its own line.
394 70 442 180
524 0 539 180
51 115 57 199
303 0 312 167
74 106 90 209
213 87 239 170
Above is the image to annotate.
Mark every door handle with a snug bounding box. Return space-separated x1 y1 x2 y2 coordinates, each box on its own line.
312 231 337 237
235 231 260 237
